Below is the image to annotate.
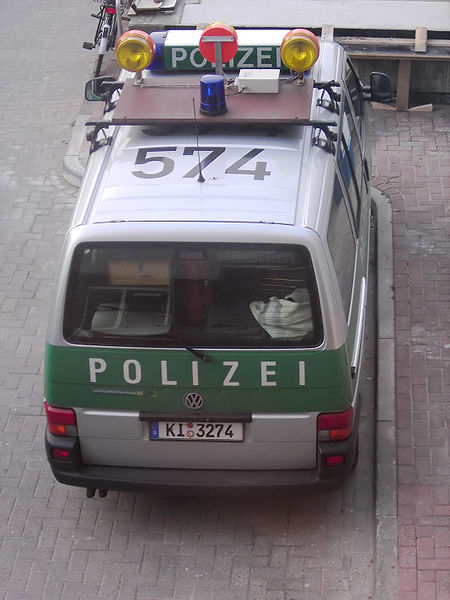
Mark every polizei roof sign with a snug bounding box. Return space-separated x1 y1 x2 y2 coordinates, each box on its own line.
163 29 289 71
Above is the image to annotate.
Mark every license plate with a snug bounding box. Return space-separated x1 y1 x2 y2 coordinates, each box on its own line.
150 421 244 442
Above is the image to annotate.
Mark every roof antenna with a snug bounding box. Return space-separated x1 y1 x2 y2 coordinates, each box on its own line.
192 98 205 183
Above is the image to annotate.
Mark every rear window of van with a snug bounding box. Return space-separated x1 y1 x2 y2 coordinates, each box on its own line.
63 242 323 348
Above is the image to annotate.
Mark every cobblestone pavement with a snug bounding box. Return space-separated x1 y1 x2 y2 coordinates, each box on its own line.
371 106 450 600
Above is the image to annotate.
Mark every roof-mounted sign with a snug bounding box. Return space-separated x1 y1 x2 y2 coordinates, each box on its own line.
161 29 289 72
114 26 321 74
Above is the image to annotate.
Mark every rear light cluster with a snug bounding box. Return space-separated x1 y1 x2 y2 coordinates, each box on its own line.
45 402 78 462
317 407 353 442
45 402 77 436
318 407 353 468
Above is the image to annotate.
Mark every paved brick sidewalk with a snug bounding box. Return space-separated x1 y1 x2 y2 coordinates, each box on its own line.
371 106 450 600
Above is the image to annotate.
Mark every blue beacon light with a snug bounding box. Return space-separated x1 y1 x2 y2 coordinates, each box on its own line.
147 31 166 71
199 74 227 116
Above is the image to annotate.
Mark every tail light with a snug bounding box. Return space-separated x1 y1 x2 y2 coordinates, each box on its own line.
52 448 71 460
317 407 353 441
325 455 345 467
45 402 77 436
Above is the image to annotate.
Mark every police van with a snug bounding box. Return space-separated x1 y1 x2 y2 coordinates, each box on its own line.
45 24 392 496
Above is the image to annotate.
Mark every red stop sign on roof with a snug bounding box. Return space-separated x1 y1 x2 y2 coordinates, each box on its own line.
199 22 238 64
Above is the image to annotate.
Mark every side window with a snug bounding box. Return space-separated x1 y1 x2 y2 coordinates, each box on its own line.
343 97 364 188
327 177 356 318
338 100 363 231
345 59 364 129
345 59 370 193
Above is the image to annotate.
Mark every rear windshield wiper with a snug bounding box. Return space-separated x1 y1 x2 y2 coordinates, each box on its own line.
182 344 211 363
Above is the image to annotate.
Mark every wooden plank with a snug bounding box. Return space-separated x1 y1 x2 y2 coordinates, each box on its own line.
396 60 411 111
111 76 317 124
415 27 428 53
372 101 433 113
408 103 433 112
340 37 450 48
337 35 450 60
347 49 450 61
338 36 450 48
371 102 396 111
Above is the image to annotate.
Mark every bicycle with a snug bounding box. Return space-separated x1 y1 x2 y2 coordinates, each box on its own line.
83 1 129 77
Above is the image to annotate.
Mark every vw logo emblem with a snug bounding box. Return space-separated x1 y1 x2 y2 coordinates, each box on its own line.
183 392 205 410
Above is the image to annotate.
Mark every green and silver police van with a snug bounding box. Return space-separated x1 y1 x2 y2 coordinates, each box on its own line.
45 24 391 496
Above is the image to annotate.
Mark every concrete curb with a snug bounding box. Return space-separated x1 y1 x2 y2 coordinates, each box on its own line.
62 53 118 188
372 187 398 600
62 113 91 187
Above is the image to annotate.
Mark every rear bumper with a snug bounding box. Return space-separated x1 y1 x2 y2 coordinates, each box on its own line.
45 428 358 493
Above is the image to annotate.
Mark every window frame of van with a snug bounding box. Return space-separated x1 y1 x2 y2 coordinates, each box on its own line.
337 87 366 236
345 58 365 134
344 59 371 191
326 174 358 320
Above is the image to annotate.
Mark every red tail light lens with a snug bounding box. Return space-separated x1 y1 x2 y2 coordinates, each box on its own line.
325 455 345 467
318 407 353 441
45 402 77 436
52 448 71 460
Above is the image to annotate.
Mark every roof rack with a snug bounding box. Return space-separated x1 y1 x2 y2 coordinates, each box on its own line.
90 75 321 125
86 76 338 154
88 75 335 128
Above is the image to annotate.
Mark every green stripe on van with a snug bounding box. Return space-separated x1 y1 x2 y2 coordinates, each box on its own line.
45 344 352 414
